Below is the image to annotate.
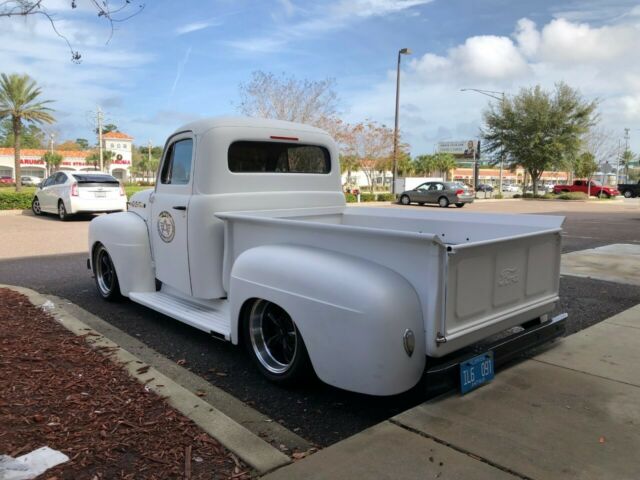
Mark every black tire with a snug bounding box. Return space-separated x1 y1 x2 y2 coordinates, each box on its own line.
438 196 450 208
623 190 632 198
400 195 411 205
31 197 42 216
58 200 69 221
243 299 312 385
455 203 465 208
93 244 122 301
418 202 425 206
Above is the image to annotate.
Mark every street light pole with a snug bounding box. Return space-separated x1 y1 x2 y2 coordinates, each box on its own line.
460 88 506 192
392 47 411 196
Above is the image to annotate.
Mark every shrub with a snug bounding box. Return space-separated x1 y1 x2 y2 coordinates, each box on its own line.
344 193 357 203
557 192 588 200
513 193 521 198
376 193 394 202
0 191 32 210
360 193 376 202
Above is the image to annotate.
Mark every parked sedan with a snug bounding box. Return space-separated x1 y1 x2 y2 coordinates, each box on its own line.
0 176 13 184
32 172 127 220
475 183 494 192
399 181 474 208
501 183 520 193
21 175 42 186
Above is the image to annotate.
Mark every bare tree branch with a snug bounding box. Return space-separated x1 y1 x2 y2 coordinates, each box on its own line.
0 0 145 62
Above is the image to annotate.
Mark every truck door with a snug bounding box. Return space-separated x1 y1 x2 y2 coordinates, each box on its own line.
150 134 194 296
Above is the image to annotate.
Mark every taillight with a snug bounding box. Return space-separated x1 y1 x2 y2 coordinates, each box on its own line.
71 183 79 196
455 189 464 195
119 184 125 196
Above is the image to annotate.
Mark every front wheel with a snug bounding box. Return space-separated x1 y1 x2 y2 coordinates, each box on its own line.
93 244 121 301
244 299 312 385
438 196 450 208
400 195 411 205
455 203 465 208
31 197 42 216
623 190 632 198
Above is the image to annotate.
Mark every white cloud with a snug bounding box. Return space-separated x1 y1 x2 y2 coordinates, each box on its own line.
176 21 219 35
345 10 640 155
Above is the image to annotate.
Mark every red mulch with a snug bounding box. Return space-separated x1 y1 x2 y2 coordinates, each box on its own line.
0 288 252 479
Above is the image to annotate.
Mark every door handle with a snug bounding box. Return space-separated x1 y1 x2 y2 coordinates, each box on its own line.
172 205 187 211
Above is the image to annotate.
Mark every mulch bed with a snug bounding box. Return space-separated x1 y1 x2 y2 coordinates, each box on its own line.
0 288 252 479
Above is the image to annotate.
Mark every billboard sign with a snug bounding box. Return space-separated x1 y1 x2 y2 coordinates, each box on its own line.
437 140 479 158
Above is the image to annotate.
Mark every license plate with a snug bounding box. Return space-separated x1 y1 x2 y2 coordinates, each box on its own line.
460 352 494 394
94 191 106 198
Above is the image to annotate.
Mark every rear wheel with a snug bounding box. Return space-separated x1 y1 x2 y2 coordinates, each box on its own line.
400 195 411 205
58 200 69 221
31 197 42 216
244 299 312 385
455 203 465 208
438 196 450 208
93 244 121 301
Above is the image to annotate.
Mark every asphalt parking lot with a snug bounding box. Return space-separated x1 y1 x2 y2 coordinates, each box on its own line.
1 199 639 447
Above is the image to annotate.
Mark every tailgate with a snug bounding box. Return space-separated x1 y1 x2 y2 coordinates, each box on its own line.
436 229 562 356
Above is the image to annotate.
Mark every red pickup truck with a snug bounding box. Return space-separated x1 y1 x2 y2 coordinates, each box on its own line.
553 180 620 198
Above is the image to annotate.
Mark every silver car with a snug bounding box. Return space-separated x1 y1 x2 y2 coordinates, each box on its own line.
399 181 475 208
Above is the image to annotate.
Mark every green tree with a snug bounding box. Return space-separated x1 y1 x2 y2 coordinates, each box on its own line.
0 119 46 148
96 123 118 135
42 151 63 175
0 73 55 192
482 82 597 196
433 152 457 181
621 150 636 180
86 150 115 170
412 154 436 176
76 138 89 149
573 152 598 196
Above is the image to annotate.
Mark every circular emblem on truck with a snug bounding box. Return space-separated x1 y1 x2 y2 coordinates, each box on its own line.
157 211 175 243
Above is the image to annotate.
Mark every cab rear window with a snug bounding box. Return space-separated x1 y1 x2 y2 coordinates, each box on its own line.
228 141 331 174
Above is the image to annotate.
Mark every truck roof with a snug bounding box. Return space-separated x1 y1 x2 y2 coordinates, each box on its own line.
173 116 330 137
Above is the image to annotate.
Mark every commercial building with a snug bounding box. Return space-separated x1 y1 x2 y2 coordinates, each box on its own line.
0 131 133 181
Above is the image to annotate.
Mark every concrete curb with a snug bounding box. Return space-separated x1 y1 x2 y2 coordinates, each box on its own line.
1 284 292 474
0 209 31 216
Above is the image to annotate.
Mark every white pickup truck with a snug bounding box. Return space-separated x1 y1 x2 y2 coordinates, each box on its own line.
88 117 566 396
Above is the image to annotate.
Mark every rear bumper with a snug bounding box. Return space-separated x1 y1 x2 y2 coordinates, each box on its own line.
69 197 127 214
455 196 474 204
423 312 567 398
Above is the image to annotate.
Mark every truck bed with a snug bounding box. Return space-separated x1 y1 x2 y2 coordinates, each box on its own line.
217 206 564 357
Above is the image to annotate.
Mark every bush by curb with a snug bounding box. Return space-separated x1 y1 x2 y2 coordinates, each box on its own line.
0 191 32 210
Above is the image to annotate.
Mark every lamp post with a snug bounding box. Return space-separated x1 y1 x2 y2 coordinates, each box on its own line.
392 47 411 196
460 88 506 193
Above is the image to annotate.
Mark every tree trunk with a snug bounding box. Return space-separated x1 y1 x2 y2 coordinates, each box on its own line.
530 169 540 197
13 118 22 193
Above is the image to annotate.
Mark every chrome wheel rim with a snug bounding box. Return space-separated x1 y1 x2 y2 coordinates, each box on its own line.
58 203 65 218
624 191 632 198
95 247 115 296
32 198 41 214
249 300 297 374
401 196 410 205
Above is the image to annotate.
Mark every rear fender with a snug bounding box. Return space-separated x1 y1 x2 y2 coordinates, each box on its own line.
88 212 155 296
229 244 425 396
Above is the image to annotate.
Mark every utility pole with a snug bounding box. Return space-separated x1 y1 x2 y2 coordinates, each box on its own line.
392 48 411 196
49 133 54 154
624 128 630 182
97 106 104 172
147 140 152 183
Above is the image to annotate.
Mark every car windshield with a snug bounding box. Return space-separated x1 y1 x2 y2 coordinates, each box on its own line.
72 174 119 184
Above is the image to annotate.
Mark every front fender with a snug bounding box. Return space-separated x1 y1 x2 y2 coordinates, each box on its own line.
229 244 425 396
88 212 155 297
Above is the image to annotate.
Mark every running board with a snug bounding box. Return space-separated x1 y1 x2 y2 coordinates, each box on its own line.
129 291 231 340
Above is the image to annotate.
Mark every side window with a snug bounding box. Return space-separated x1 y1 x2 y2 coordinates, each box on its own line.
436 183 445 191
54 172 67 185
42 176 53 187
416 183 428 191
160 138 193 185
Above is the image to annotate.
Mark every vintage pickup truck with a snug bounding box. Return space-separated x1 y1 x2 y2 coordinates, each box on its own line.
88 117 567 396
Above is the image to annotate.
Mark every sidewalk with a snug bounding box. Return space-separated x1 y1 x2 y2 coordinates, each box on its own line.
264 303 640 480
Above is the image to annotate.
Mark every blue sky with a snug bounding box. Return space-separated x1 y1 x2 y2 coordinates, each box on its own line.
1 0 639 155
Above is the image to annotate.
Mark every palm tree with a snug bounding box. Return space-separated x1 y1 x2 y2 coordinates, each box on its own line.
433 153 458 181
0 74 55 192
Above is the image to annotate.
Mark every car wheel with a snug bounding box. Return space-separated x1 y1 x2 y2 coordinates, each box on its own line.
623 190 632 198
244 299 312 385
438 196 450 208
455 203 465 208
93 244 121 301
58 200 69 221
31 197 42 216
400 195 411 205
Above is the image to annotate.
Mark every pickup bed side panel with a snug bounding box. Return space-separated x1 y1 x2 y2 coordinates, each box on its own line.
88 212 156 296
229 244 426 396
